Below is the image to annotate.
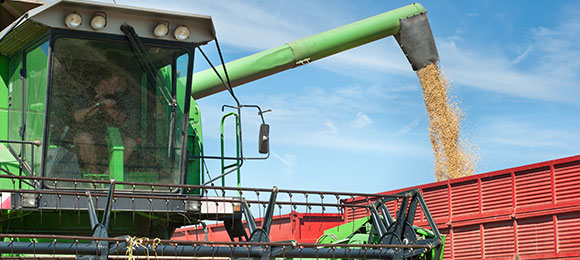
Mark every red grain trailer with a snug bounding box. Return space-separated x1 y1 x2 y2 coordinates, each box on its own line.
172 211 344 243
346 155 580 260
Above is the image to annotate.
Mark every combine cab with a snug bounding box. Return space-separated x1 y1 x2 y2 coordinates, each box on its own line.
0 0 444 259
0 0 223 238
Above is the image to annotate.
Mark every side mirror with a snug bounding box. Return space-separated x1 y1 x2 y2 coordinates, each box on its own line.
258 123 269 154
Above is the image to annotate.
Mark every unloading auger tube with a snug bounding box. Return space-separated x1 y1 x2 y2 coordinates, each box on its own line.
190 3 439 99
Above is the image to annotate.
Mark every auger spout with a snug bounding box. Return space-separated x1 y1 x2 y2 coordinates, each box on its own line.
394 12 439 71
191 3 439 99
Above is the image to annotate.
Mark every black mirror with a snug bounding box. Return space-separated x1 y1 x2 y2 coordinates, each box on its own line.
258 123 269 154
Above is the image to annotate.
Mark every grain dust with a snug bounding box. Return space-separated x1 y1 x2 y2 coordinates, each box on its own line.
417 63 477 181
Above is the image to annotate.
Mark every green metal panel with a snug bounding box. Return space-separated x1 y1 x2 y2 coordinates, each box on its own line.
190 3 426 99
0 144 21 190
0 55 8 141
177 61 203 192
7 52 23 155
185 96 202 193
317 216 371 244
24 40 49 175
107 127 124 182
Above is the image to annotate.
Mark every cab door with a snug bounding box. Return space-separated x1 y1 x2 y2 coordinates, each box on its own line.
5 38 49 178
24 40 49 175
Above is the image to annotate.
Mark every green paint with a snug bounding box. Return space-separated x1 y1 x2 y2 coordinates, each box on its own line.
7 52 22 155
190 3 426 99
317 216 371 244
438 235 446 260
0 55 8 141
0 144 21 189
315 215 446 260
24 40 49 175
220 112 241 187
107 127 124 182
186 96 203 194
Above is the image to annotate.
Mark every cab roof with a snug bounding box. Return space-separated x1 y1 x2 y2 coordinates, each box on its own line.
0 0 216 56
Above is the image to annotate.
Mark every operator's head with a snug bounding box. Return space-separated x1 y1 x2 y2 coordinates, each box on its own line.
95 71 120 96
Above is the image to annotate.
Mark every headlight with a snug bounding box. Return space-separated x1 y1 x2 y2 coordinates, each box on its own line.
153 21 169 37
64 12 82 29
174 25 190 41
91 12 107 30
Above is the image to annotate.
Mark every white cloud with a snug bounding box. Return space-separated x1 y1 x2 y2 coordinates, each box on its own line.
353 112 373 129
479 118 579 149
322 119 338 135
226 84 429 156
272 152 296 167
390 118 421 138
511 46 532 64
280 131 428 156
197 80 430 158
438 8 580 103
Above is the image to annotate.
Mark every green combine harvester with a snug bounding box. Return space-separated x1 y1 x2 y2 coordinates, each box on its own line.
0 0 443 259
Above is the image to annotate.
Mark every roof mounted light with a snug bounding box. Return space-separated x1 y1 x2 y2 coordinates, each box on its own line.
91 12 107 31
174 25 190 41
64 12 82 29
153 21 169 37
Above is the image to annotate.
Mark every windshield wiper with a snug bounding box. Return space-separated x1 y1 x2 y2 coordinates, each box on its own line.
120 24 177 158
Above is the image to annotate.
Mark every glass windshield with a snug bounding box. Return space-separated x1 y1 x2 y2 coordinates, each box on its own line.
47 37 188 189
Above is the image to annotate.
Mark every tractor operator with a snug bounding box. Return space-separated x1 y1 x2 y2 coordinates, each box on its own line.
72 71 137 175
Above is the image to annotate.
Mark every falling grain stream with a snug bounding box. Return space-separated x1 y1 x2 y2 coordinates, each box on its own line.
417 63 477 181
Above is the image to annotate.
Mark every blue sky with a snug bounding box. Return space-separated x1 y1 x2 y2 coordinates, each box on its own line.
112 0 580 193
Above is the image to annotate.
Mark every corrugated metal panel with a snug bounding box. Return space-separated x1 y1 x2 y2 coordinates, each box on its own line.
422 185 449 220
517 216 555 255
554 160 580 202
481 173 512 212
351 207 370 223
412 203 423 224
453 225 481 260
439 228 452 260
557 212 580 252
483 221 514 258
515 167 552 206
345 204 369 223
451 180 479 216
385 200 398 218
344 199 401 223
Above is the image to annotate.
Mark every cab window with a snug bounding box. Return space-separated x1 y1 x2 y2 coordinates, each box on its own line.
46 37 188 188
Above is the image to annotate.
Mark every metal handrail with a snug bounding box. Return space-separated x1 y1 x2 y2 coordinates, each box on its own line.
220 112 241 188
0 139 41 185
